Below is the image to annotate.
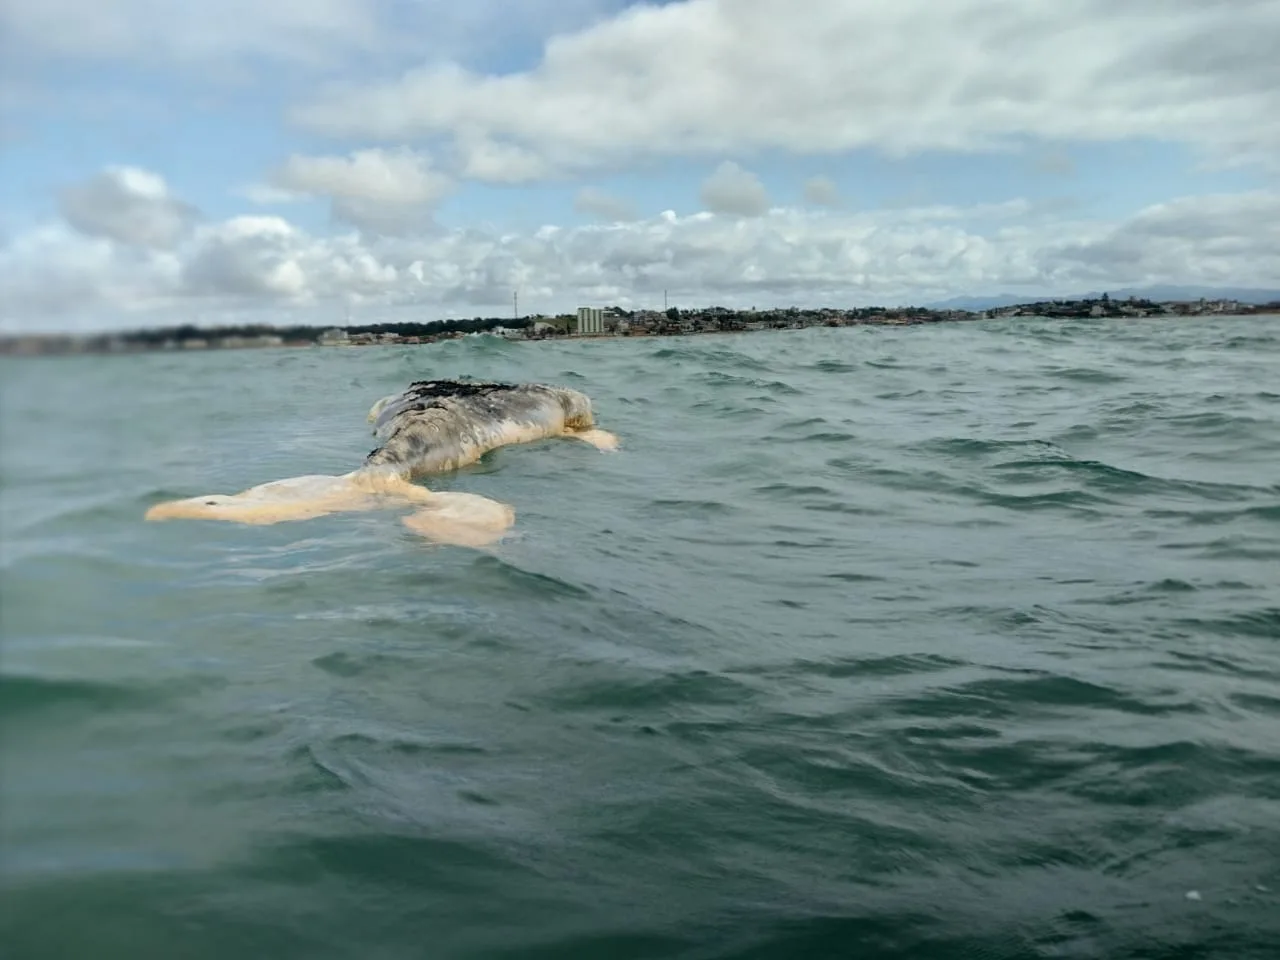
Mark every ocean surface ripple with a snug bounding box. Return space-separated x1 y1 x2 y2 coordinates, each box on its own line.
2 317 1279 959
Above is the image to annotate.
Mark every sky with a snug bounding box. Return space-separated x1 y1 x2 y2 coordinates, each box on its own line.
1 0 1278 333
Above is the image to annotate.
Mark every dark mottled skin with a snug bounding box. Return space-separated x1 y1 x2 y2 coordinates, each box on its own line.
363 379 594 476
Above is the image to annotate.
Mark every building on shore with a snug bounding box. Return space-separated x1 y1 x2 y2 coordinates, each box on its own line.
576 307 604 335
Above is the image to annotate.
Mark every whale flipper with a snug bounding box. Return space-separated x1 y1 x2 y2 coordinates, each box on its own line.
567 428 620 452
400 491 516 547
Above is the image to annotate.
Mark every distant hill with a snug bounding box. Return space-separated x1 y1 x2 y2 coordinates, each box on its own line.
926 286 1280 311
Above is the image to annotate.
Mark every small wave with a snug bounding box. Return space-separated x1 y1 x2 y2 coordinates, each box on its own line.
924 443 1264 505
777 430 857 444
426 333 516 355
703 371 802 395
971 487 1113 513
688 399 770 420
465 554 593 600
1226 335 1278 350
1148 578 1198 593
1143 504 1280 526
989 457 1196 497
249 831 533 887
825 457 953 490
1160 650 1274 680
650 345 773 372
800 501 886 517
1160 410 1264 432
641 498 737 517
537 668 757 712
326 729 490 757
1047 367 1128 384
1065 740 1276 807
1229 692 1280 717
0 672 157 718
311 650 425 679
1054 423 1100 442
1160 537 1280 561
1174 608 1280 640
753 483 837 498
900 673 1204 721
737 652 965 681
2 634 155 652
285 743 364 794
1096 400 1164 428
918 437 1069 460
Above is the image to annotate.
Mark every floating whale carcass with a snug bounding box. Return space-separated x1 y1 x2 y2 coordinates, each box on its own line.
145 379 619 546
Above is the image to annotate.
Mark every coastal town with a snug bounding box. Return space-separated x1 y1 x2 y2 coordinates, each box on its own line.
1 294 1274 357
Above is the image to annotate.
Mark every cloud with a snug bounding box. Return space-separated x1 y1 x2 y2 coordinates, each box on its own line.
58 166 199 249
6 169 1278 332
0 225 181 323
177 215 406 305
0 0 619 72
236 184 307 205
262 147 453 232
1 0 384 67
803 176 841 207
1042 191 1280 289
574 187 637 222
1033 149 1077 177
293 0 1280 175
453 134 557 184
181 217 312 299
700 161 770 217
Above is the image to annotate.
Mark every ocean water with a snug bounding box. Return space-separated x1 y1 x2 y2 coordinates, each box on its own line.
2 317 1278 959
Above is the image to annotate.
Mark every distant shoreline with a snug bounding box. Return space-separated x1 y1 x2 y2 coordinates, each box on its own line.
2 296 1276 358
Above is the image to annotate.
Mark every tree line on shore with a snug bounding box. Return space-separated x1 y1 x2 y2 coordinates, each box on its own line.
120 315 532 347
3 294 1275 356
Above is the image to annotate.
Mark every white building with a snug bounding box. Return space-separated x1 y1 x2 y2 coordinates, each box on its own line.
576 306 604 335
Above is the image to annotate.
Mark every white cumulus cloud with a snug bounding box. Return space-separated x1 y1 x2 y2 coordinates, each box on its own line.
261 147 453 233
574 187 638 222
804 176 841 208
700 161 771 217
269 148 450 205
1040 191 1280 290
0 0 618 71
455 134 557 184
58 166 199 249
5 166 1279 333
292 0 1280 175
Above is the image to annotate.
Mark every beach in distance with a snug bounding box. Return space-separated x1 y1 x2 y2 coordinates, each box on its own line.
2 316 1278 959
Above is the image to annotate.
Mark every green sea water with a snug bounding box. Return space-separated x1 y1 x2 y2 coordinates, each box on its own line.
2 317 1278 959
